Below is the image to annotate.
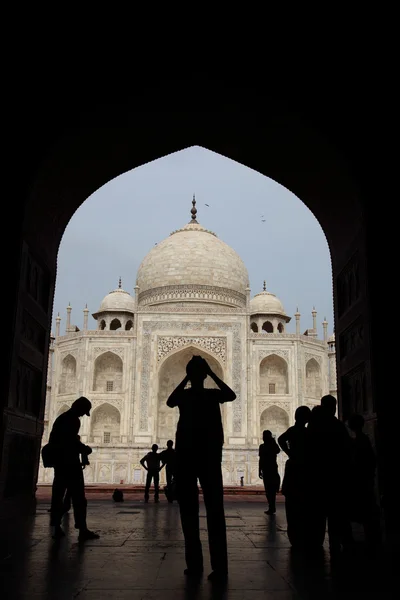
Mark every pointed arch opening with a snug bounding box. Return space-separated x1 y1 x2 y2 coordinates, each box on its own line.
90 402 121 444
157 346 224 445
93 351 123 392
110 318 122 331
251 322 258 333
260 354 289 394
260 405 290 482
306 358 322 399
58 354 77 394
262 321 274 333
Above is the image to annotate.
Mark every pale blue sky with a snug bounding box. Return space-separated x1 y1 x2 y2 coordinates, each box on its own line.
53 146 333 336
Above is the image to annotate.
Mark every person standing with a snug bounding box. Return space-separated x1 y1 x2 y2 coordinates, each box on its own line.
160 439 176 503
47 396 99 540
140 444 163 503
278 406 311 546
259 430 281 515
167 355 236 582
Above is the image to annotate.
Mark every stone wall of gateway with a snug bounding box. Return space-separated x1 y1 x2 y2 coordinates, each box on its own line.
37 447 287 487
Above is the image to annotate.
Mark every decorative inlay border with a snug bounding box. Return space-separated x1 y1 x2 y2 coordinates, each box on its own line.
258 349 289 361
138 284 246 308
92 347 124 359
259 400 291 414
304 352 322 365
157 336 227 364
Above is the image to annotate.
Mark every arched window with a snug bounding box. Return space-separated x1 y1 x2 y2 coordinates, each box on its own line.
90 403 121 444
251 322 258 332
93 351 123 392
262 321 273 333
277 323 284 333
260 354 289 394
100 319 106 330
58 354 77 394
125 319 133 331
110 318 122 331
305 358 322 399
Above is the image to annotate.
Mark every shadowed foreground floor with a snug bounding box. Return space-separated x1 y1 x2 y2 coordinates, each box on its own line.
0 496 392 599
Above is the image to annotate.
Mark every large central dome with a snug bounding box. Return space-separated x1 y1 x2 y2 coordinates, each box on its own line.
136 197 249 308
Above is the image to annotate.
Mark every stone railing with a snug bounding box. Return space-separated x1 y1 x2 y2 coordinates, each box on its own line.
249 333 327 345
56 330 136 341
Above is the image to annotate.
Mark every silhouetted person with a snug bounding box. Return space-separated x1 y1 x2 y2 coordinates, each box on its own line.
160 440 176 503
48 396 99 540
140 444 163 503
259 430 281 514
278 405 311 547
167 355 236 582
307 396 353 555
347 413 380 548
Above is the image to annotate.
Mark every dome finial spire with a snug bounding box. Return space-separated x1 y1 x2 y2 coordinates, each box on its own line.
190 194 198 223
118 276 122 289
263 280 266 291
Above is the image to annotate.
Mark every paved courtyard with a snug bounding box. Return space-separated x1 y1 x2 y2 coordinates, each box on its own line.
0 494 392 599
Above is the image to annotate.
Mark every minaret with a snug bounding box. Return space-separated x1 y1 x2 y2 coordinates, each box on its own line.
55 313 61 337
245 284 251 310
294 307 301 335
134 285 140 309
47 331 55 388
322 317 328 342
312 306 317 332
328 334 337 397
83 304 89 330
66 302 72 333
190 194 198 223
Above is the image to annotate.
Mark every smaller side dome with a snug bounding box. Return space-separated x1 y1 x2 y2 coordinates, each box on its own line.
249 282 289 320
94 279 135 315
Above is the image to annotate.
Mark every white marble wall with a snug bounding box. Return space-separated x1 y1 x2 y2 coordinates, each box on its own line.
39 313 333 485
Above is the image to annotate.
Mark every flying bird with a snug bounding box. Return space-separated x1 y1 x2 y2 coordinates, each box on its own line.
205 203 210 207
261 219 266 222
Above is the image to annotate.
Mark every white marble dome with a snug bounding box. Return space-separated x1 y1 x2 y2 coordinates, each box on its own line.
250 286 287 316
136 211 249 306
97 284 135 313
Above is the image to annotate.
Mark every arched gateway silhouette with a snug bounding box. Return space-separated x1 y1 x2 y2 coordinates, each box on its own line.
1 97 390 546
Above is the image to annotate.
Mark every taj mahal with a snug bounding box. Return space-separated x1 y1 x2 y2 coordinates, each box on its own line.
38 197 337 487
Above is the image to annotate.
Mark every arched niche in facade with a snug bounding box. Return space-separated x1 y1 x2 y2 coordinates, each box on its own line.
260 405 290 483
259 354 289 394
262 321 274 333
260 405 289 439
90 402 121 444
306 358 322 399
93 351 123 392
58 354 77 394
157 346 224 444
